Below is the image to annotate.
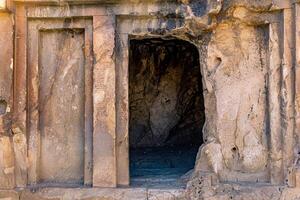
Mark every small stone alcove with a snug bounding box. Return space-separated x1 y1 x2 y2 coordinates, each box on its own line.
128 38 205 187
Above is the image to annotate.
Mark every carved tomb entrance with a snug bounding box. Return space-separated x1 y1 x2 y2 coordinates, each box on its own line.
129 38 205 187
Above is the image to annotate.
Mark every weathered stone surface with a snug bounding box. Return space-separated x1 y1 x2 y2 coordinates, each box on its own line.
296 3 300 170
93 15 117 187
20 188 147 200
13 5 28 187
26 18 94 186
268 22 284 184
187 173 283 200
0 137 15 189
196 22 269 182
0 190 19 200
116 33 130 186
0 16 14 191
3 186 300 200
0 13 13 105
0 0 299 199
12 131 27 188
148 189 186 200
38 30 85 184
281 188 300 200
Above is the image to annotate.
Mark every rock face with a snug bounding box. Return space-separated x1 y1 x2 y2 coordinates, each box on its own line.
0 0 300 199
0 11 14 190
129 39 205 147
197 23 269 178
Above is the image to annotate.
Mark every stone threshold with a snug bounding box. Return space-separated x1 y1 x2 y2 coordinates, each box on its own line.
0 187 186 200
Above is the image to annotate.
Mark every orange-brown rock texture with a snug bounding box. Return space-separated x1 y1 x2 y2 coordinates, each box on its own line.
0 0 300 199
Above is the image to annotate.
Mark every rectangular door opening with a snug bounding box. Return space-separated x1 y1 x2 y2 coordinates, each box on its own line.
129 38 205 188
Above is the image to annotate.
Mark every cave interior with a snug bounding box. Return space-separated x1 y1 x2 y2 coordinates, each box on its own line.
129 38 205 187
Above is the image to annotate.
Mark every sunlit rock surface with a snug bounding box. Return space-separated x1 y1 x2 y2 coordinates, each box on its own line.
0 0 299 199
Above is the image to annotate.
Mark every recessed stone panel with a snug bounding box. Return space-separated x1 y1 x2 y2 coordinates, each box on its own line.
39 30 85 184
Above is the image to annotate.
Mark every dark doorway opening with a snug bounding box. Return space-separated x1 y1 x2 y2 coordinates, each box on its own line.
129 38 205 188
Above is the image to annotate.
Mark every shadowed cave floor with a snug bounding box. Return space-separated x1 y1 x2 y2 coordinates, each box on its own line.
130 145 199 188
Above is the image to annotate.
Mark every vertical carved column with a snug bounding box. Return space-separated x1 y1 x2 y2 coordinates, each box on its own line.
295 3 300 158
282 8 295 184
116 32 130 186
27 20 40 186
268 22 284 184
13 5 28 187
84 24 94 186
93 15 117 187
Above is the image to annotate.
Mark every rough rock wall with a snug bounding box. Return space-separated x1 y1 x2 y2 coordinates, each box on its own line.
129 39 205 148
195 23 269 180
0 12 14 189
